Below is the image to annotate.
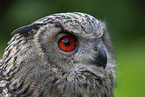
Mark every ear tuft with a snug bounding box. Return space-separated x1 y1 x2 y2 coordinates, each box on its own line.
11 23 46 36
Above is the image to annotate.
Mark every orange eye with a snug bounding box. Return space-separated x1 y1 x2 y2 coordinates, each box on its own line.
58 35 76 52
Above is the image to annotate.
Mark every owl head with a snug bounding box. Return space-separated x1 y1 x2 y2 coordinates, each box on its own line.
1 12 116 97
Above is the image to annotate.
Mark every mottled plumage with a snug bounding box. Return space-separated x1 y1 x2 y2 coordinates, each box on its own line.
0 12 116 97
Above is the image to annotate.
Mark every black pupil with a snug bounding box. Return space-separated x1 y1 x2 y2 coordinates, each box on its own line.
63 38 71 46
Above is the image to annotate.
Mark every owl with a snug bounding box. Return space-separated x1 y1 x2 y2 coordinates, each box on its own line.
0 12 116 97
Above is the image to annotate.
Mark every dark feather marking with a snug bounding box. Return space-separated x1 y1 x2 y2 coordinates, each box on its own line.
4 56 12 65
39 91 45 97
21 84 31 96
11 23 46 35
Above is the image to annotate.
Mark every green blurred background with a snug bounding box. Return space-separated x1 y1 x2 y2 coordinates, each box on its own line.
0 0 145 97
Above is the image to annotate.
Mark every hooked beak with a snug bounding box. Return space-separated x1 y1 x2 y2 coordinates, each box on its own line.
95 45 107 69
89 45 107 69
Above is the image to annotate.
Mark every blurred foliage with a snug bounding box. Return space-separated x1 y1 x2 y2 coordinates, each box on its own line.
0 0 145 97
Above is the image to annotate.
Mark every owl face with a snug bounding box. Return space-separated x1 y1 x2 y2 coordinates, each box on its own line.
2 12 116 97
34 12 107 71
37 23 106 70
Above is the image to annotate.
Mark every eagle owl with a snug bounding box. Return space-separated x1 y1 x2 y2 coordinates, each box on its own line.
0 12 116 97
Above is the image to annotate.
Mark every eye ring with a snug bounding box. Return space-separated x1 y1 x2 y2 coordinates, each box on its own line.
58 34 76 52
